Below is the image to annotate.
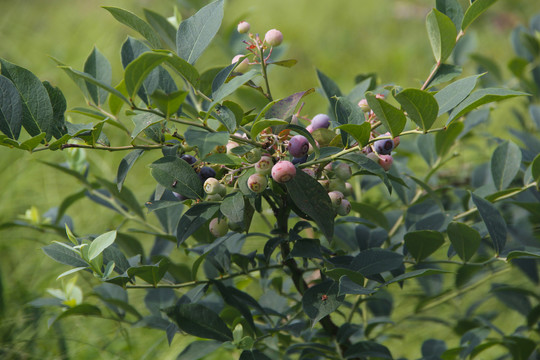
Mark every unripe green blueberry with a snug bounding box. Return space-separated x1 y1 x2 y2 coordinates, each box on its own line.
206 193 223 201
217 183 227 196
328 191 344 208
265 29 283 47
337 199 352 216
204 177 220 195
358 99 370 112
245 148 262 163
247 173 268 193
329 179 347 194
255 156 273 175
237 21 250 34
378 155 393 171
334 163 352 181
232 54 249 73
271 160 296 183
209 217 228 237
344 182 353 197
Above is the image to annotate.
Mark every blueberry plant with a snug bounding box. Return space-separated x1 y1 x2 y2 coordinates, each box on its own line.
1 0 540 359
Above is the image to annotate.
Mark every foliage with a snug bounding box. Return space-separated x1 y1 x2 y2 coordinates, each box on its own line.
1 0 540 359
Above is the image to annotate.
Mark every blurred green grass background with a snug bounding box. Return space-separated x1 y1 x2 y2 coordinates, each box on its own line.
1 0 539 358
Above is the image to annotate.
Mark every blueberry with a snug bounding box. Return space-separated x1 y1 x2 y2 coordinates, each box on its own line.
288 135 309 158
292 155 308 165
271 161 296 183
373 138 394 155
198 166 216 182
311 114 331 130
180 154 197 165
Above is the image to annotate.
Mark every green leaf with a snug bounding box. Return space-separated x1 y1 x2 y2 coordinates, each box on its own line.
447 222 481 262
19 132 46 151
250 119 287 140
404 230 445 262
265 89 314 120
203 153 242 165
338 276 375 296
394 88 439 131
220 192 247 229
350 202 389 229
490 140 521 191
434 74 482 116
335 123 371 148
176 202 220 245
385 268 450 285
176 340 222 360
471 192 507 254
426 8 457 63
316 69 342 111
210 70 259 108
350 248 404 276
0 58 54 140
143 8 177 50
461 0 498 31
166 302 233 342
131 112 163 139
340 153 392 194
214 104 237 133
285 170 335 240
435 121 463 157
42 243 87 268
149 156 203 199
127 259 169 285
124 50 199 98
176 0 224 64
56 267 88 280
506 250 540 261
116 149 145 191
344 341 393 359
436 0 464 30
58 66 130 105
335 96 366 145
425 63 462 89
150 89 188 117
531 153 540 187
446 88 528 125
365 92 406 138
42 81 67 139
0 75 22 139
102 6 161 48
88 231 117 261
184 127 229 158
302 280 344 325
54 304 102 323
267 59 298 68
84 47 112 106
211 63 237 97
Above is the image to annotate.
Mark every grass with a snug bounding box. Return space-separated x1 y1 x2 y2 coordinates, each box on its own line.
0 0 539 358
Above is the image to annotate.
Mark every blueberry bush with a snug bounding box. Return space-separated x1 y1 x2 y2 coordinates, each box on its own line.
1 0 540 359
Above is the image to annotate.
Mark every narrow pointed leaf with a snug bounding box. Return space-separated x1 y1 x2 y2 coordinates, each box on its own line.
103 7 161 48
471 192 507 254
461 0 498 31
426 9 457 63
42 81 67 139
210 70 259 108
350 248 404 276
434 74 482 116
265 89 314 120
143 8 177 50
0 75 22 139
385 268 450 285
88 231 117 261
116 149 145 191
84 47 112 105
436 0 464 30
176 0 224 64
490 140 521 191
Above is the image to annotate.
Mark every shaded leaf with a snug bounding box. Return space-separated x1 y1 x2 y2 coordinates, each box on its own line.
149 156 203 199
394 88 439 131
302 280 344 325
84 47 112 106
404 230 445 262
471 192 507 254
103 6 161 48
365 92 406 137
176 202 220 245
0 75 22 139
116 149 145 191
490 140 521 191
447 222 481 262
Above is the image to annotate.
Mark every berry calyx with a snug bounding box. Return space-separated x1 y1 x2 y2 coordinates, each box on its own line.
255 156 273 175
311 114 331 130
247 173 268 193
265 29 283 47
237 21 250 34
271 160 296 183
209 217 228 237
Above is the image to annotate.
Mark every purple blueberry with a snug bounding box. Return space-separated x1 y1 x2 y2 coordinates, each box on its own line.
288 135 309 158
311 114 331 130
373 138 394 155
198 166 216 182
292 155 308 165
180 154 197 165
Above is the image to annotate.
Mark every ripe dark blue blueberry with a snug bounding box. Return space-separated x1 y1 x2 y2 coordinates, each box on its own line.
292 155 308 165
311 114 331 130
198 166 216 182
373 138 394 155
288 135 309 158
180 154 197 165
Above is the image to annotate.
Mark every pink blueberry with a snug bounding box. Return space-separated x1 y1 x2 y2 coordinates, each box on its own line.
237 21 250 34
247 173 268 193
265 29 283 47
271 160 296 183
